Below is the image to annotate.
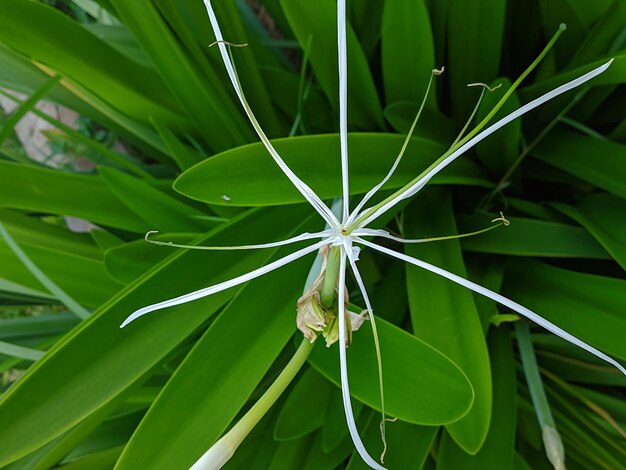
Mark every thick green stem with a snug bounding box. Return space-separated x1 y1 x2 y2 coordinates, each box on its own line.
229 339 313 438
320 246 341 308
191 339 314 469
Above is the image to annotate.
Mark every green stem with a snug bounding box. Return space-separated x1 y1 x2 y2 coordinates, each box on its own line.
194 339 314 469
320 246 341 308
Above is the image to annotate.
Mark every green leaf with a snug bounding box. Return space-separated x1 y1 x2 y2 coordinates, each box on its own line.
0 161 150 233
552 193 626 271
175 133 491 206
447 0 506 121
108 0 251 150
531 130 626 200
116 237 314 470
0 88 153 178
0 0 187 129
474 78 521 176
0 205 311 466
383 103 456 143
210 1 283 137
275 368 333 441
0 340 44 361
381 0 435 107
504 259 626 362
0 75 61 147
104 233 195 284
309 315 474 425
0 313 78 342
457 215 609 259
520 54 626 101
404 189 491 453
346 416 437 470
0 230 121 309
98 167 210 233
0 221 90 319
151 118 202 171
437 326 517 468
321 390 363 453
279 0 384 129
301 430 353 470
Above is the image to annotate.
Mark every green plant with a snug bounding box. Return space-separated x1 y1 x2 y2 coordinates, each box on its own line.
0 1 624 469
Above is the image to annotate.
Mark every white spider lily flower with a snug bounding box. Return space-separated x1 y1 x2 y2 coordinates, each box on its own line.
120 1 626 469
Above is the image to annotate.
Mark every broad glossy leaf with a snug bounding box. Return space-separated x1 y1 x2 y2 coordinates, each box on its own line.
309 315 474 425
275 368 333 441
552 193 626 270
175 133 491 206
0 0 186 129
404 189 491 452
457 215 609 259
98 167 210 233
0 161 149 233
382 0 435 107
279 0 384 129
531 130 626 200
116 242 313 470
438 326 517 469
0 206 311 466
504 259 626 362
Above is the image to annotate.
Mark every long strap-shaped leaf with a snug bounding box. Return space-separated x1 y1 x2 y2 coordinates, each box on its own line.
0 221 90 320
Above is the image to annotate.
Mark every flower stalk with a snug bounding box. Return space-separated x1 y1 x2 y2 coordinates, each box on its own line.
190 339 314 470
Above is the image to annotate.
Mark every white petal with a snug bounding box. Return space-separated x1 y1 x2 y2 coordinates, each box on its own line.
337 0 350 222
337 247 386 470
358 238 626 376
120 239 330 328
357 60 614 227
202 0 339 228
347 252 389 462
144 230 334 251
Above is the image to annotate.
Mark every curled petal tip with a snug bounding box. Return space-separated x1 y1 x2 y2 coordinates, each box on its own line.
120 309 147 328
